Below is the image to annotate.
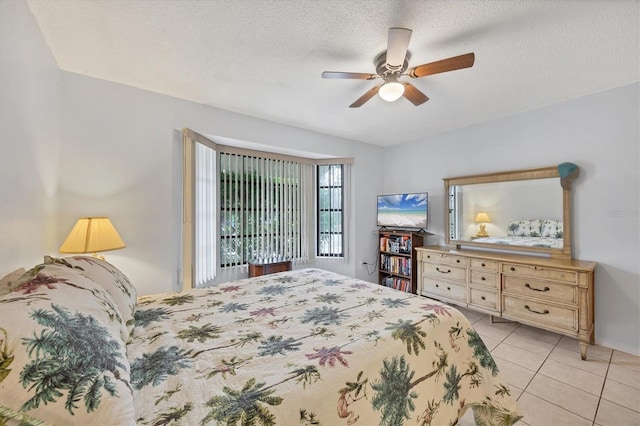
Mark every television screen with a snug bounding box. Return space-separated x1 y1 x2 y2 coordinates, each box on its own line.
377 192 428 230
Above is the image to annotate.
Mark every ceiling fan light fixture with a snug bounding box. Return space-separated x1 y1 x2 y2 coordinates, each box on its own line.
378 76 404 102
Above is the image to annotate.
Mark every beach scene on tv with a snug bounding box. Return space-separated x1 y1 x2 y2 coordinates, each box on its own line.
377 192 428 229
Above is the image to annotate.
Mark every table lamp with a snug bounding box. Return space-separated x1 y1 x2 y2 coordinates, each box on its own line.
474 212 491 237
59 217 126 259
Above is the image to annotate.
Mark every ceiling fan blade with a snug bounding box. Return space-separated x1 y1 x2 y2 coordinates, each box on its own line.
349 85 381 108
402 83 429 106
408 52 475 78
386 27 412 69
322 71 378 80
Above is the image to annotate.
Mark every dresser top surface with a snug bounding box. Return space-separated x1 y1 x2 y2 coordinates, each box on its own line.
417 245 597 271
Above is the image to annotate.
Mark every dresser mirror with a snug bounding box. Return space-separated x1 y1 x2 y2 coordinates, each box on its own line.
445 166 573 259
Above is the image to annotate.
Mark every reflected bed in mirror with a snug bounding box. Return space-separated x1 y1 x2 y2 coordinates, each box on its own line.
445 165 575 258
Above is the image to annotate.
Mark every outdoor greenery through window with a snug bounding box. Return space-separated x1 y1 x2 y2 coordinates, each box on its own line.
317 164 344 257
219 153 307 267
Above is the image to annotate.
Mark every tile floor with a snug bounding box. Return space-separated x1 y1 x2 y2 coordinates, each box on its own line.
454 306 640 426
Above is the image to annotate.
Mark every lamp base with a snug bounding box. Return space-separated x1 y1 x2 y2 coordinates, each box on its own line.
475 224 489 238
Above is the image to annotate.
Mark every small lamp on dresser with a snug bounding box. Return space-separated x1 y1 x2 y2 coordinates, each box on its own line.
474 212 491 237
59 217 126 259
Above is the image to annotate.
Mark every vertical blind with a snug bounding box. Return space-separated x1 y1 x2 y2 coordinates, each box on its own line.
219 152 312 273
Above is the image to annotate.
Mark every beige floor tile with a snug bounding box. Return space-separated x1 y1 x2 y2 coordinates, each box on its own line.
549 345 610 377
456 306 489 324
492 356 536 390
474 319 519 342
526 373 599 420
595 399 640 426
556 335 613 361
611 350 640 372
479 335 501 351
513 323 563 346
491 342 546 371
517 392 592 425
607 363 640 390
503 331 555 358
538 358 605 396
602 377 640 412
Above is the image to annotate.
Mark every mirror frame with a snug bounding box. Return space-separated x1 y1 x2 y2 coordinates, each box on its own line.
444 166 572 259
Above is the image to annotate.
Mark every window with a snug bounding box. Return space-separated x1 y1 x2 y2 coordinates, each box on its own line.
219 152 311 267
317 164 344 257
182 128 352 289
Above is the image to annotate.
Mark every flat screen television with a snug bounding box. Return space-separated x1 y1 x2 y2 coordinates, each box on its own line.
377 192 428 230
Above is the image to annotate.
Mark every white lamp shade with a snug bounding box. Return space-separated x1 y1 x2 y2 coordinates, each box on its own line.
378 81 405 102
59 217 126 254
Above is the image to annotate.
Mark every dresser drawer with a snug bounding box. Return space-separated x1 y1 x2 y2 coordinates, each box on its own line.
421 279 466 302
422 262 466 282
502 263 577 284
470 259 498 271
420 252 468 267
470 270 498 288
502 295 578 332
503 276 577 304
469 287 498 311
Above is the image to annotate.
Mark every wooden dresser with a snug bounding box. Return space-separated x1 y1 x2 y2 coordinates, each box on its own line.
416 245 596 360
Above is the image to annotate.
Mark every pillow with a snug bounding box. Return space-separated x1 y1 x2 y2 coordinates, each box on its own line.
507 219 542 237
541 220 563 238
44 256 137 340
0 262 135 425
0 267 26 296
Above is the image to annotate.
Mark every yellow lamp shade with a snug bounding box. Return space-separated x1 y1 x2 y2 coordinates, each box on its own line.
474 212 491 223
59 217 125 254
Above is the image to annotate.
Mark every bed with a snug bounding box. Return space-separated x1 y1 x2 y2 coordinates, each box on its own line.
0 256 522 425
473 219 563 249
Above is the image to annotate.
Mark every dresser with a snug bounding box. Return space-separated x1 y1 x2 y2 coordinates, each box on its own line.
416 246 596 360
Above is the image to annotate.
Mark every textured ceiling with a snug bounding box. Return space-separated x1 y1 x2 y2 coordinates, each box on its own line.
26 0 639 147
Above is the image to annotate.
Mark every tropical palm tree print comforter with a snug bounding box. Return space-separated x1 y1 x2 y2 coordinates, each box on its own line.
128 268 522 426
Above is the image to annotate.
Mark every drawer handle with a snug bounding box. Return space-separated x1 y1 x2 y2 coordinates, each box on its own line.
456 259 460 263
481 296 486 300
481 262 486 267
525 283 550 292
524 305 549 315
435 284 439 288
510 266 516 271
481 276 486 281
447 286 451 291
436 267 451 274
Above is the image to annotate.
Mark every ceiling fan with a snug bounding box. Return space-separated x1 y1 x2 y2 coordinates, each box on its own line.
322 28 475 108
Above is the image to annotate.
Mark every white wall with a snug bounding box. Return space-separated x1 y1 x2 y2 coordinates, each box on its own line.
384 84 640 356
0 0 60 272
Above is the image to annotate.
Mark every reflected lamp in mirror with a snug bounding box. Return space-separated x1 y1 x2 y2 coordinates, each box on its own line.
474 212 491 237
59 217 126 259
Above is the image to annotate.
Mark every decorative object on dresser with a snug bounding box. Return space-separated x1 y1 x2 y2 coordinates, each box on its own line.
247 257 292 277
378 230 423 293
59 217 126 259
419 164 597 360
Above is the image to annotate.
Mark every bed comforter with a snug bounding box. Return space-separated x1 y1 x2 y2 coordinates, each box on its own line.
0 258 521 426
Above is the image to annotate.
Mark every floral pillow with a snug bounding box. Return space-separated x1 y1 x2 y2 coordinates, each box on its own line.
541 220 563 238
507 219 542 237
44 256 137 340
0 267 26 296
0 262 135 425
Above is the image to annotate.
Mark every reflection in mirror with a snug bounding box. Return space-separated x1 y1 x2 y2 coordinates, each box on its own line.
450 178 562 241
445 166 572 258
